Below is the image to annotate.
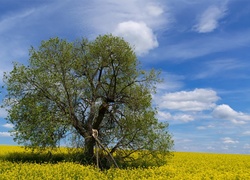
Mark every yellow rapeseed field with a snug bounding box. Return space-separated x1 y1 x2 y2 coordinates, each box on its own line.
1 145 250 179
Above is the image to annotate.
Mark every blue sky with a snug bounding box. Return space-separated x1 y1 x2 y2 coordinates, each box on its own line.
0 0 250 154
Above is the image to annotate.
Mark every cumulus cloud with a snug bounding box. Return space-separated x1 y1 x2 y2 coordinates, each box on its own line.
213 104 250 124
0 132 11 137
0 108 8 118
113 21 158 55
77 0 168 30
158 111 194 122
158 88 219 111
157 111 172 120
194 5 227 33
173 114 194 122
73 0 169 55
222 137 239 144
2 123 14 129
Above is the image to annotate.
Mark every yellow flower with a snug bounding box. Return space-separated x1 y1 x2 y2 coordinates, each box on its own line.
1 146 250 179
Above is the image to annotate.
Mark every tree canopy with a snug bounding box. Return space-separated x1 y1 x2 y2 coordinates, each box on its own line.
2 34 173 168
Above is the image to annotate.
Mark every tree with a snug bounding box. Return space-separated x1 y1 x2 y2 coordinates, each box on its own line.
3 34 173 167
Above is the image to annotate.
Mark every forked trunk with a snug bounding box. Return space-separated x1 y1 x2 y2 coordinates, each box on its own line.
84 132 95 163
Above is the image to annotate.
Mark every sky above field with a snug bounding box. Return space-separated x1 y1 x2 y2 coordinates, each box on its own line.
0 0 250 154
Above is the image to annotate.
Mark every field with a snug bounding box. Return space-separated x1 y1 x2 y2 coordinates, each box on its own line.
1 145 250 179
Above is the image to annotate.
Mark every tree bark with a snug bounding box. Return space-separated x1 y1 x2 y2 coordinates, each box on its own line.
84 131 95 163
93 103 108 129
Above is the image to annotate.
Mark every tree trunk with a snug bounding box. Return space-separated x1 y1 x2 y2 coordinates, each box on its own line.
84 131 95 163
82 103 107 164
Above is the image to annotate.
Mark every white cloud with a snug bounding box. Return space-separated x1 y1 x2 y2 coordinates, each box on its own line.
159 30 250 61
156 72 185 92
194 5 227 33
207 124 215 128
222 146 229 150
213 104 250 124
72 0 169 55
182 139 193 143
113 21 158 55
74 0 169 33
243 144 250 149
242 131 250 136
0 132 11 137
207 146 215 150
2 123 14 129
158 111 194 122
157 111 172 121
197 124 215 130
0 9 35 34
222 137 239 144
197 126 206 130
0 108 8 118
146 4 164 17
194 59 247 79
159 88 219 111
173 114 194 122
0 37 30 86
0 1 68 36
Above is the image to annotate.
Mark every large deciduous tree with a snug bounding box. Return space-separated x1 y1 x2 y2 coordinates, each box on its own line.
3 34 173 167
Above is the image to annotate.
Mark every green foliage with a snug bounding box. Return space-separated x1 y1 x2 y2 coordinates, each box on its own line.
2 34 174 167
